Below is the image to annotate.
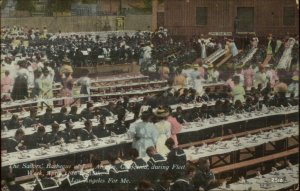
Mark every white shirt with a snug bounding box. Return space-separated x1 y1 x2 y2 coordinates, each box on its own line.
143 46 152 59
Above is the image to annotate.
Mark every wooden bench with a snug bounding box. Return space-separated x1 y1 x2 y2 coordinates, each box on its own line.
16 148 299 184
216 53 232 68
211 147 299 174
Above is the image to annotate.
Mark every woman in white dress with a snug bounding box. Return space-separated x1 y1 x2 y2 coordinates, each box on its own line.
154 107 171 156
127 111 158 157
200 40 207 59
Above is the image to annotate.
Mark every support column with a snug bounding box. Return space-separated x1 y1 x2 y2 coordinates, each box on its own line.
151 0 158 31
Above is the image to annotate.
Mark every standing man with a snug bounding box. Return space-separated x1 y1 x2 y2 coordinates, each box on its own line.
40 68 53 106
193 157 219 191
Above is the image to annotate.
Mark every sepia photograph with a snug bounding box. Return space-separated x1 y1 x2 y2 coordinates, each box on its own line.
0 0 299 190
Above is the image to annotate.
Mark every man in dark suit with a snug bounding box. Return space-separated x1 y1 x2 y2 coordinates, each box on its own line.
146 146 168 183
165 138 186 180
46 122 63 145
23 108 38 127
93 116 111 138
55 107 68 124
171 165 197 191
62 120 77 143
39 107 55 126
80 101 94 120
28 125 48 149
33 168 59 191
6 129 26 153
88 158 109 191
79 119 98 141
193 157 219 191
111 113 127 135
128 148 149 187
67 105 80 122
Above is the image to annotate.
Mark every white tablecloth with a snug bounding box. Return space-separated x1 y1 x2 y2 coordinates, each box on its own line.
90 80 167 90
212 164 299 191
2 123 298 168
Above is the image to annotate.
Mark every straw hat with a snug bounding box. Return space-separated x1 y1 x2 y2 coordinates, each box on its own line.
193 64 199 69
235 64 243 69
207 63 214 69
154 107 170 117
62 56 71 63
292 75 299 81
274 82 288 93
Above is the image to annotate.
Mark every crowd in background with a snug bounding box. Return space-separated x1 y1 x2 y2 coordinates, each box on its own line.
1 25 299 191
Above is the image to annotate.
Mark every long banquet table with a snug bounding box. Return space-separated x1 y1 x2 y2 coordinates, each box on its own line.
2 105 298 140
211 164 299 191
1 86 170 110
1 116 298 168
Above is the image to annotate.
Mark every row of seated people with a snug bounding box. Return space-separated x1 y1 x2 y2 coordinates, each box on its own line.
3 95 298 152
5 98 298 155
2 138 222 191
3 85 298 131
2 100 129 130
4 117 126 153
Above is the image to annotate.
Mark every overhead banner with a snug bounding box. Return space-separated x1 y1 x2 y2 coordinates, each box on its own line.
236 32 256 35
208 32 232 36
116 16 125 31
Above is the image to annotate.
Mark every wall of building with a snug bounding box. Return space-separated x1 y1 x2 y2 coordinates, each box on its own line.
124 14 151 30
164 0 299 38
1 14 151 32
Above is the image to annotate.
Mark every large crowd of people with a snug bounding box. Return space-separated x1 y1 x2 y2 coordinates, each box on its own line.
1 25 299 191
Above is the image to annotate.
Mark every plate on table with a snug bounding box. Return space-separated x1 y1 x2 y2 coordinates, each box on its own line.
18 155 30 159
260 185 273 189
35 152 47 156
220 118 229 122
274 133 282 137
262 134 271 139
247 139 258 143
233 143 242 147
2 158 9 162
217 186 229 190
91 141 100 146
105 140 116 144
192 148 203 154
1 153 9 157
219 145 229 149
57 149 68 153
76 144 89 149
